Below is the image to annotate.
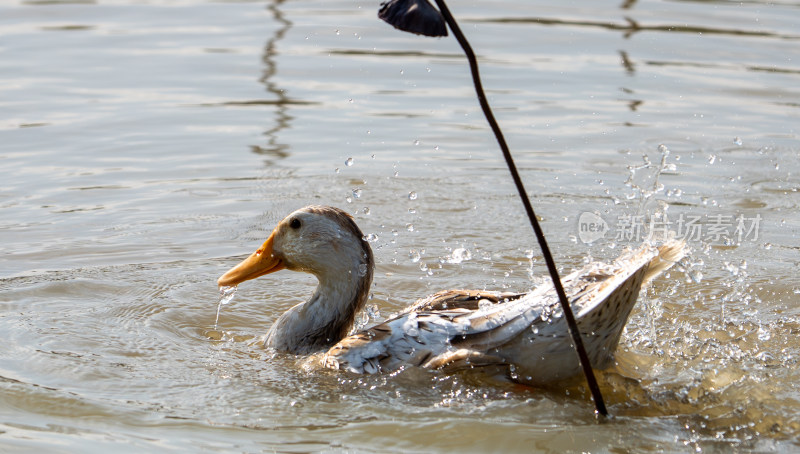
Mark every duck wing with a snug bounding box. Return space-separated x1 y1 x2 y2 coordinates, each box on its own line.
321 287 558 374
323 240 685 382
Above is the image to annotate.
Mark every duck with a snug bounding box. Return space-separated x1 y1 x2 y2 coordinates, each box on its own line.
218 205 684 385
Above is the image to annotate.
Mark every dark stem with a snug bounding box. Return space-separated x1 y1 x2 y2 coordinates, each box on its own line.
432 0 608 417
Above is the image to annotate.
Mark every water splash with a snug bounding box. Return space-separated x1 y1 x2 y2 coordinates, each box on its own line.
443 247 472 264
624 144 673 216
366 303 381 320
720 259 749 324
354 303 382 331
524 249 538 281
214 285 237 329
620 144 688 246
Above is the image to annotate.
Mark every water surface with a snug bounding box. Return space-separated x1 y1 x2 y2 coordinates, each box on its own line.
1 0 799 451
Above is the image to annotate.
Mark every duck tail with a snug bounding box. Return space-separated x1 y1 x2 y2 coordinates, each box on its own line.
642 238 687 286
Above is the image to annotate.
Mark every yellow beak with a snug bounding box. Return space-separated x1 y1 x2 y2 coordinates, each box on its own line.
217 231 285 287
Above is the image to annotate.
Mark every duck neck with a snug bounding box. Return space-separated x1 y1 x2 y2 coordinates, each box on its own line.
266 251 373 354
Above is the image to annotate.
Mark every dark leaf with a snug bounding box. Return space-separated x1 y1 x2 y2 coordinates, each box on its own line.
378 0 448 37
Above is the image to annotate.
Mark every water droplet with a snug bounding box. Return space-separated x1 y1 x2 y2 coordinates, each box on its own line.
363 233 379 242
419 262 428 272
352 188 362 199
733 137 743 146
413 140 420 146
214 285 238 329
408 208 416 214
334 167 340 174
345 196 352 204
408 191 417 200
366 304 381 320
363 207 370 215
406 223 414 232
708 155 717 164
345 157 354 166
358 263 368 276
757 326 771 341
687 269 703 283
446 248 472 264
658 144 670 155
409 250 421 263
219 285 237 305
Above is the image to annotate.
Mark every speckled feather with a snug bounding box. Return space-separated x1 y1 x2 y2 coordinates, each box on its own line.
322 239 683 384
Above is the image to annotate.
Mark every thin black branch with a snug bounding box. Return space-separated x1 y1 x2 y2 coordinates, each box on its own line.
431 0 608 417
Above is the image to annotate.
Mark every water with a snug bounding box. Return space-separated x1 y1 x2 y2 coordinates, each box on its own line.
2 0 799 451
214 285 237 329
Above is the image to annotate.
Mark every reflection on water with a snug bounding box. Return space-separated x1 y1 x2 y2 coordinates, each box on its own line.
255 0 293 161
483 15 800 41
1 0 799 451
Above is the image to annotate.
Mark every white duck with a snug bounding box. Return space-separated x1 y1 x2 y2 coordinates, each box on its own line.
218 205 684 385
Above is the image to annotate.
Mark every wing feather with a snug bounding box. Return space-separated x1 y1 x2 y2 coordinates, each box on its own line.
322 240 686 382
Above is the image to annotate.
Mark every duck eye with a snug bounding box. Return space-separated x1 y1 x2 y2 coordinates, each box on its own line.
289 218 301 229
